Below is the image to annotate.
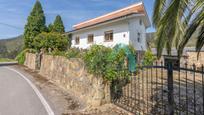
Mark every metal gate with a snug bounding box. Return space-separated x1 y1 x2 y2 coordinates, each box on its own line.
111 62 204 115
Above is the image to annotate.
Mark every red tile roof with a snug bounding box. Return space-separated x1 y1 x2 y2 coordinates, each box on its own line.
73 2 146 30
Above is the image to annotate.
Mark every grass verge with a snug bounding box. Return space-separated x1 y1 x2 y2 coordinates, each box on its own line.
0 58 15 62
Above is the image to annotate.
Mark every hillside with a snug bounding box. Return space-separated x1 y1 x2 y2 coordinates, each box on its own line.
146 32 197 48
0 36 24 59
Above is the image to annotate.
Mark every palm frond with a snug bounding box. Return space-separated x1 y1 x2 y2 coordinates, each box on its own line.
175 0 192 48
196 26 204 53
156 0 183 56
174 20 184 49
152 0 166 27
178 8 204 57
193 0 204 12
156 25 167 58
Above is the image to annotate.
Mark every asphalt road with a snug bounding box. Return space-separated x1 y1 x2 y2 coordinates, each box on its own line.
0 66 53 115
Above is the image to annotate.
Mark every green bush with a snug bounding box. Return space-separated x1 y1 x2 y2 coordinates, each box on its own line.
49 50 66 56
65 48 81 59
48 48 82 59
128 44 136 54
33 32 68 52
143 50 156 66
15 49 28 64
83 45 129 81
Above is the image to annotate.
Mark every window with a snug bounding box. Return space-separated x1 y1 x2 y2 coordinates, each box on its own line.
87 34 94 44
75 37 80 45
104 30 113 42
123 34 126 38
137 32 141 42
139 19 143 25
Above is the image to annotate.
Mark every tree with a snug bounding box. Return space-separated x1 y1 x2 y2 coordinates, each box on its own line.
47 23 53 32
33 32 68 52
142 50 156 66
0 45 7 58
153 0 204 58
51 15 65 33
24 0 46 48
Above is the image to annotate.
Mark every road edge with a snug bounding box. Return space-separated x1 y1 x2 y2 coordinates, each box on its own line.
4 67 55 115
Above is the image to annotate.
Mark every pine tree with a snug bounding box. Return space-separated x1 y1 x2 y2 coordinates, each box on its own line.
52 15 65 33
48 23 53 32
24 0 46 48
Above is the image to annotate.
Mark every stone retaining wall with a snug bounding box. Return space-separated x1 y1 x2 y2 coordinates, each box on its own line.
186 52 204 67
24 53 36 70
24 53 111 107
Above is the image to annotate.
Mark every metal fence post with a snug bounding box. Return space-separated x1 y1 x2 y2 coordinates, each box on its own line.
167 62 174 115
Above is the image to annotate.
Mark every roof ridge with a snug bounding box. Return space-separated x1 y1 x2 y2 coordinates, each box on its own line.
73 2 143 29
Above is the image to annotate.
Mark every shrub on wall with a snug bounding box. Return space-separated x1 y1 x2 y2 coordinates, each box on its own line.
83 45 129 81
47 48 82 59
15 49 28 64
49 50 66 56
33 32 68 52
143 50 156 66
65 48 81 59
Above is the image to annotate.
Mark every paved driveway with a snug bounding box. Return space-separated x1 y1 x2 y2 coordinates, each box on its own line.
0 66 54 115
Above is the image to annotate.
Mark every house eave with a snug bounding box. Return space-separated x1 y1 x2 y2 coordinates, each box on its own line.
66 13 146 34
141 1 151 28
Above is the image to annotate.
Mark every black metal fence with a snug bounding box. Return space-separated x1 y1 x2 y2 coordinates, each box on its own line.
111 62 204 115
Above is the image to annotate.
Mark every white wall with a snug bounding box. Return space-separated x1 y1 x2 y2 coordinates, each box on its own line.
129 17 147 51
71 20 129 49
71 17 147 51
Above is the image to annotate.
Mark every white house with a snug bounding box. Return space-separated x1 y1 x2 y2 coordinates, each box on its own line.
68 2 150 52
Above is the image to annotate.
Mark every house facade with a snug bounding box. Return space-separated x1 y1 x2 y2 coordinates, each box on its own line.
68 2 150 52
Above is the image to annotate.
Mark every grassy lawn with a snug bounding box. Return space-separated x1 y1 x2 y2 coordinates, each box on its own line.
0 58 15 62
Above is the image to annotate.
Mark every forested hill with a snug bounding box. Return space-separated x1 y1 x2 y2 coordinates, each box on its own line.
0 32 198 59
146 32 197 48
0 35 24 59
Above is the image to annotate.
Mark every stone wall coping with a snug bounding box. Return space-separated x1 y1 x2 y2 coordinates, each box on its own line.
0 62 18 66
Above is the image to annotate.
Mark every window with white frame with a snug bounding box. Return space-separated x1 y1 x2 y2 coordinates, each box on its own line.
104 30 113 42
87 34 94 44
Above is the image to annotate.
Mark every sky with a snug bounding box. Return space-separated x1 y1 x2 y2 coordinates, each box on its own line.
0 0 155 39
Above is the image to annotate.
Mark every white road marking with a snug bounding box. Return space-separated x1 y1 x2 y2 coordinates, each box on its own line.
5 67 55 115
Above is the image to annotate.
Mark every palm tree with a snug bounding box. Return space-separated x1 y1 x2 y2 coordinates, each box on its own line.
153 0 204 58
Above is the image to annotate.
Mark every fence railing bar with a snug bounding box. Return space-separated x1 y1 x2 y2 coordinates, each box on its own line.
156 61 158 109
178 67 204 74
167 62 174 115
127 73 130 109
130 73 133 112
140 66 204 74
117 70 121 105
138 69 141 113
178 63 181 115
193 64 196 114
121 72 124 105
134 73 137 113
161 61 164 114
185 63 188 115
151 66 153 113
139 65 166 69
202 65 204 114
111 62 204 115
142 67 145 114
146 67 149 114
